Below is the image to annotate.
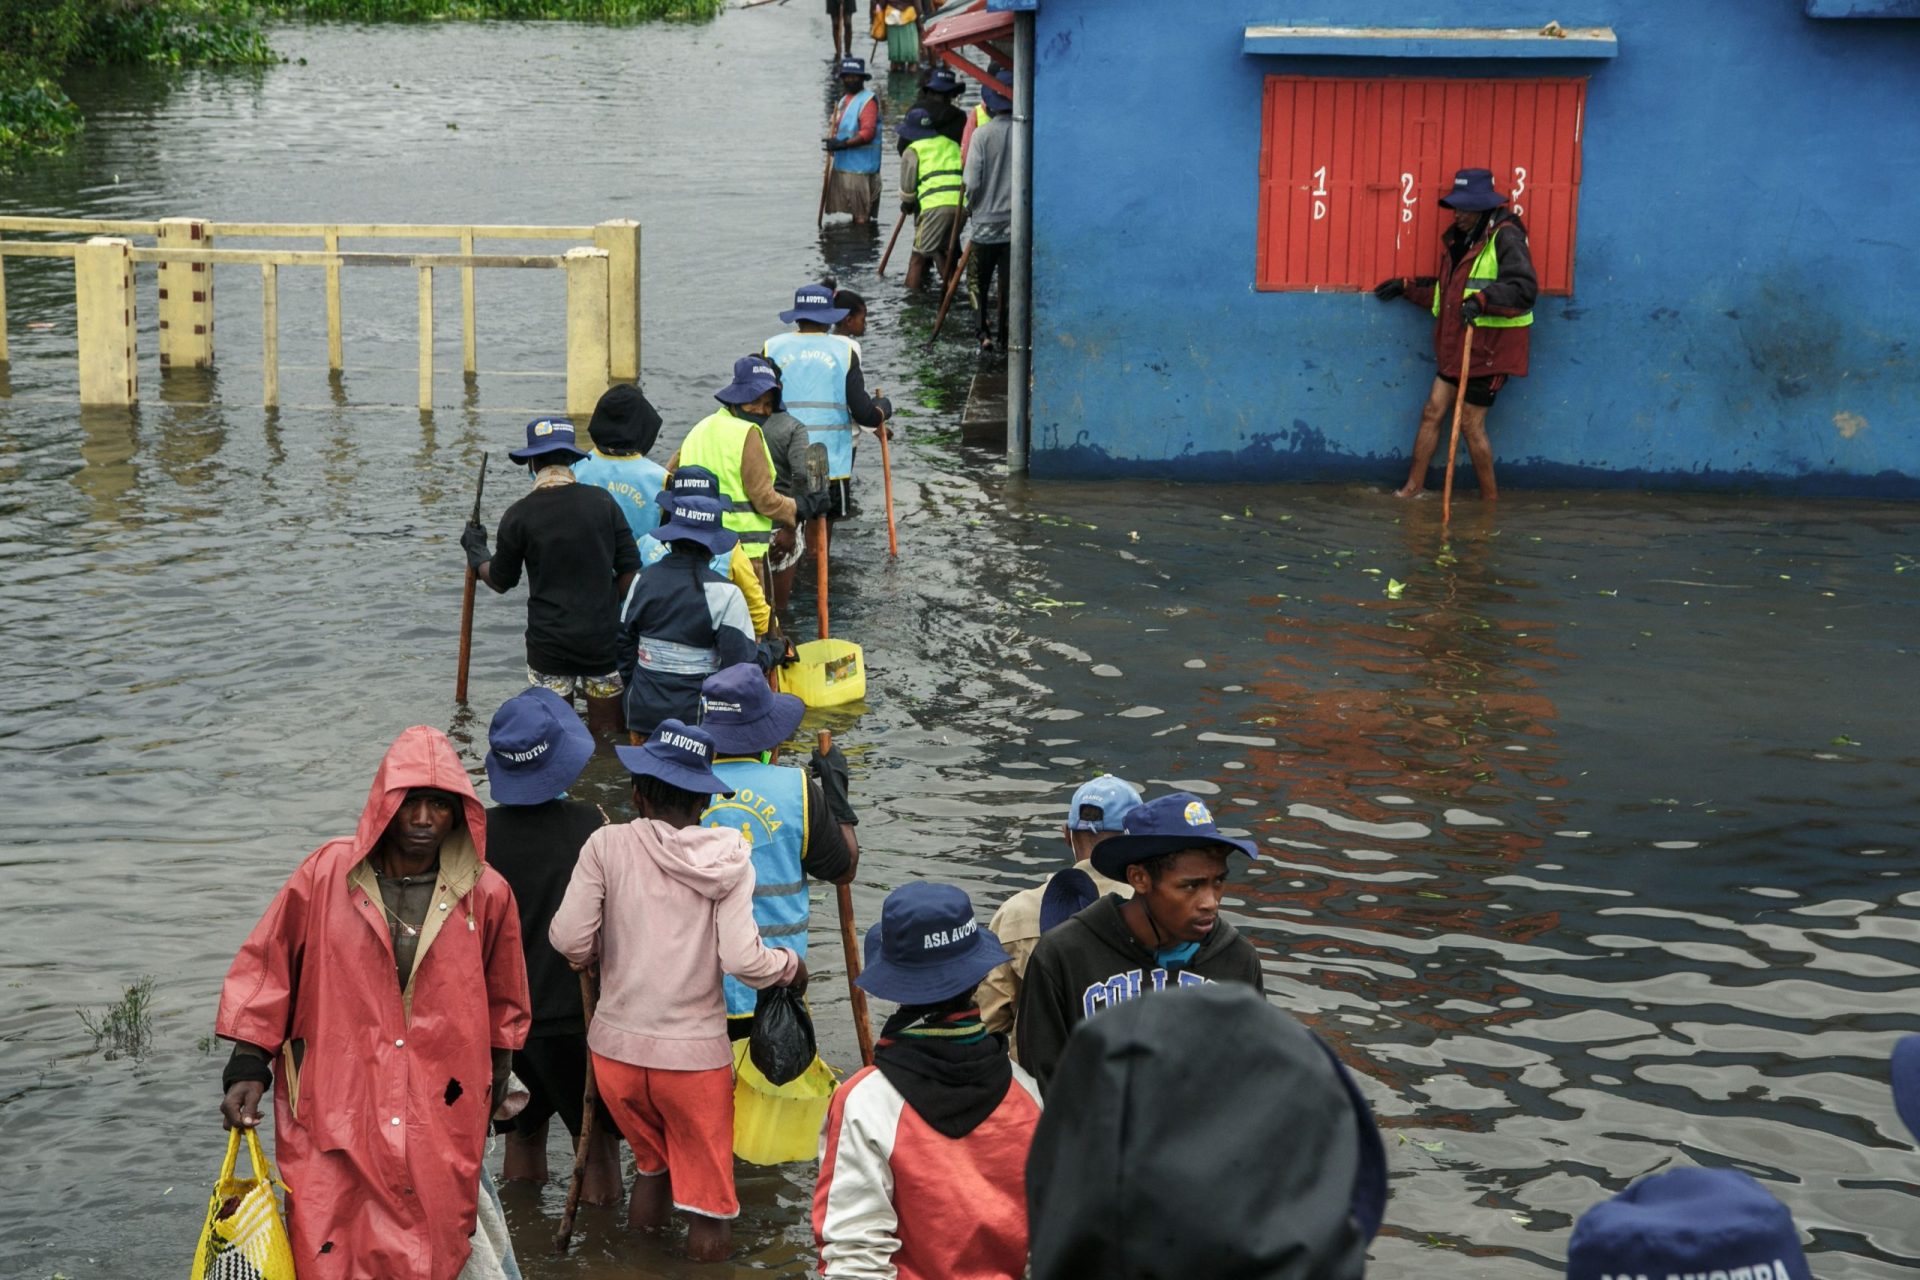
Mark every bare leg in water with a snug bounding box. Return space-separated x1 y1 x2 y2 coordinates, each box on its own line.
1460 404 1498 500
1395 377 1454 497
586 694 624 739
502 1118 623 1204
686 1214 733 1263
629 1170 670 1230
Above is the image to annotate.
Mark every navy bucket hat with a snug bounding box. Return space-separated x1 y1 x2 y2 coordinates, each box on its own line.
1893 1034 1920 1142
699 663 806 756
780 282 851 326
484 687 594 805
981 84 1011 115
657 464 722 513
896 106 938 144
508 416 586 464
857 882 1011 1005
924 68 960 94
836 56 872 80
715 355 781 407
1567 1167 1809 1280
1090 792 1259 881
655 493 738 556
614 719 735 798
1437 167 1508 212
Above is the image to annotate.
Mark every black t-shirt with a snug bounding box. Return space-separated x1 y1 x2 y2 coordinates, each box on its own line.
489 481 639 675
485 798 606 1039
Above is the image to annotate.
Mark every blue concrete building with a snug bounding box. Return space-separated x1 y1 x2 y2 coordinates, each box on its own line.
988 0 1920 494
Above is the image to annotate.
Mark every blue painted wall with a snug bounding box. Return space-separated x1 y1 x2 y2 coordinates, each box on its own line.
1023 0 1920 495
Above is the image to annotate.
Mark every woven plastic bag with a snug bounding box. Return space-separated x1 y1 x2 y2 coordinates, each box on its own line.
189 1127 296 1280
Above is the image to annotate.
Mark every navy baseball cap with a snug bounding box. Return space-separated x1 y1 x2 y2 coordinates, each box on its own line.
484 687 595 806
1567 1168 1809 1280
780 282 850 326
897 106 938 143
1438 167 1508 212
655 493 738 557
699 663 806 756
836 56 871 80
1067 774 1142 833
508 416 586 463
715 355 781 407
1894 1034 1920 1142
614 719 735 798
857 882 1011 1005
1090 792 1258 880
924 68 959 94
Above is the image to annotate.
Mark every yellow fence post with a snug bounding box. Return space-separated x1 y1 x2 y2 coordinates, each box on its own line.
564 248 611 421
419 266 434 413
156 217 214 371
262 263 279 409
324 228 343 372
0 253 10 365
595 219 641 383
75 237 138 406
460 229 477 377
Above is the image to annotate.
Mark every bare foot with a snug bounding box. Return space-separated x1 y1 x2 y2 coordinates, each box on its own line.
1392 485 1427 498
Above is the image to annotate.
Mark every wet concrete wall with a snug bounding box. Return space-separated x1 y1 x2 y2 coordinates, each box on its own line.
1018 0 1920 494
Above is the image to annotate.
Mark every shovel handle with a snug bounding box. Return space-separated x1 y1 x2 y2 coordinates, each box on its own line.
821 730 875 1067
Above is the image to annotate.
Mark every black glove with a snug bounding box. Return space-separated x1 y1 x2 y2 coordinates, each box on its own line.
1461 292 1486 324
794 490 832 522
754 637 796 672
460 520 490 570
1372 277 1405 301
822 138 846 152
872 395 895 421
810 742 857 826
900 197 919 214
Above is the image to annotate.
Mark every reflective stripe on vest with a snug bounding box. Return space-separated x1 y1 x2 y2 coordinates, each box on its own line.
909 135 964 211
764 332 856 478
634 634 721 676
833 90 882 175
674 410 777 558
1433 226 1535 330
974 102 988 128
706 760 810 1018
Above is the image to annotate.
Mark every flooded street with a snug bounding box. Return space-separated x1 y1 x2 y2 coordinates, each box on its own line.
3 12 1919 1280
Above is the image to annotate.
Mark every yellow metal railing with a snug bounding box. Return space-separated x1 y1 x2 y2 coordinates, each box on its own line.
0 216 642 418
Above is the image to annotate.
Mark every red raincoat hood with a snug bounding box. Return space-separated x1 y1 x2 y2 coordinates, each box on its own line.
352 725 488 864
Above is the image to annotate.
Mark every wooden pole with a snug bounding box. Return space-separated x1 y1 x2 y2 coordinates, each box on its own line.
323 229 343 372
1441 324 1475 527
563 248 611 422
74 237 137 407
156 217 214 373
876 412 898 557
554 969 602 1255
876 213 906 278
455 453 489 703
594 219 642 384
814 515 830 640
817 155 834 230
820 729 874 1069
261 263 279 409
417 266 433 412
939 204 964 283
459 229 477 377
927 241 973 345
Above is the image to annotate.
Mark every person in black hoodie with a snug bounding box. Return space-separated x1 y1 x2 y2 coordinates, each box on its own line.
1026 982 1387 1280
1016 791 1266 1091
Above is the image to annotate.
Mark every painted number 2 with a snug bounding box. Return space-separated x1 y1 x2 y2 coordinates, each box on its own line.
1400 172 1416 223
1511 166 1527 219
1312 165 1329 220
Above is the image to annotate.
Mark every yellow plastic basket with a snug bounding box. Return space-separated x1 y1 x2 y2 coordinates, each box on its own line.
190 1127 296 1280
783 638 867 709
732 1040 840 1166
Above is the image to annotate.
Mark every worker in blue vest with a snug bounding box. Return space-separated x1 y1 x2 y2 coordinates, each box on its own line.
823 57 882 226
573 383 666 547
696 663 858 1038
765 284 893 518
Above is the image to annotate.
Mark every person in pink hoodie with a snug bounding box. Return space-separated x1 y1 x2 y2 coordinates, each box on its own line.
549 718 806 1262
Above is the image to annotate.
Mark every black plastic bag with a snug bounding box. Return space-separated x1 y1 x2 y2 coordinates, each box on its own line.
751 985 817 1086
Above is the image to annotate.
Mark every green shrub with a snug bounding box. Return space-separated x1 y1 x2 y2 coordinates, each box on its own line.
261 0 724 19
0 75 83 158
80 0 276 66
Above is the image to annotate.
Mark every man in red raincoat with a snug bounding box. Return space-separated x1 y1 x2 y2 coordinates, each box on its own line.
216 725 532 1280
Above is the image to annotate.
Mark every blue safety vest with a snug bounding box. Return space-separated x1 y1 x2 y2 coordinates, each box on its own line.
763 331 856 479
832 89 881 175
572 451 667 546
705 760 811 1019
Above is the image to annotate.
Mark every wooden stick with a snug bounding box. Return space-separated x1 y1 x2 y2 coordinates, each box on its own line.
876 212 907 277
817 154 834 230
877 416 898 557
927 241 973 344
1441 324 1475 527
814 515 831 640
553 969 602 1255
940 203 965 282
820 729 874 1068
454 453 489 703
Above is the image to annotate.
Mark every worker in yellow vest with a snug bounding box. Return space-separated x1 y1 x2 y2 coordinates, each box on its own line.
897 106 965 291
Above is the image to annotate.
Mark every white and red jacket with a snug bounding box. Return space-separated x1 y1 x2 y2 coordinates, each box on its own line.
813 1061 1043 1279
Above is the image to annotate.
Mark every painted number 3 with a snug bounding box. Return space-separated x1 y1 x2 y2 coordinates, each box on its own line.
1312 165 1329 220
1511 166 1527 219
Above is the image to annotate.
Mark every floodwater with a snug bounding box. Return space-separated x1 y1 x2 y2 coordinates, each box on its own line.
2 12 1918 1280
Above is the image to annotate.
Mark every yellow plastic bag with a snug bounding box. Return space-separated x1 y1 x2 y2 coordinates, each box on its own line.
189 1127 296 1280
869 7 886 40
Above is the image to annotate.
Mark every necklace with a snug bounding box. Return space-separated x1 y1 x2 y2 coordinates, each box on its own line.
370 856 438 938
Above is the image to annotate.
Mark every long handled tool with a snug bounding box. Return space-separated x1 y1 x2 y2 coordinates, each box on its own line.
1440 324 1476 527
454 453 489 703
554 969 601 1255
927 240 974 345
875 407 899 557
819 728 874 1068
817 153 834 229
940 203 965 282
876 212 907 277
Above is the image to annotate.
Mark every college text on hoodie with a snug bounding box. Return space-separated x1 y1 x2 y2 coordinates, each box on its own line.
547 817 798 1070
1015 892 1264 1092
216 726 533 1280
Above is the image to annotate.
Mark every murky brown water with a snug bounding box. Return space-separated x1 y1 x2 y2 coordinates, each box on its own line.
3 13 1919 1280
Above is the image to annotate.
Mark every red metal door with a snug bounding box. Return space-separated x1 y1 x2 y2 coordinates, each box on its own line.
1257 76 1585 295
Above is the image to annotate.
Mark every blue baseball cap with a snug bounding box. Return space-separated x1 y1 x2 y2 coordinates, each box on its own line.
654 493 738 557
1567 1168 1809 1280
715 354 781 407
835 56 871 80
924 68 959 94
857 882 1011 1005
1438 167 1508 212
1066 774 1142 833
1089 792 1258 880
508 416 586 463
897 106 938 143
1894 1034 1920 1142
699 663 806 756
484 687 595 805
614 719 735 798
780 282 850 326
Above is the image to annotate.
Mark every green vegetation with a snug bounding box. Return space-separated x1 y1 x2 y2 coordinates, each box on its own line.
77 974 158 1059
262 0 724 18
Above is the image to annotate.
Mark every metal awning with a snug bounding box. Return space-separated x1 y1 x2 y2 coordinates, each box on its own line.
1242 24 1619 59
924 3 1015 96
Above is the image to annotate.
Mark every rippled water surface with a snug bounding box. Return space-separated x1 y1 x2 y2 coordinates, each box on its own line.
3 15 1919 1280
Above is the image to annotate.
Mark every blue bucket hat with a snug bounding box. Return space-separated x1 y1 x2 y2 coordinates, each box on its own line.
836 56 872 80
508 416 586 464
924 68 959 94
1066 774 1142 833
1894 1034 1920 1142
1437 167 1508 212
614 719 735 798
699 663 806 756
981 84 1011 115
857 882 1011 1005
715 354 781 407
1567 1167 1809 1280
896 106 938 144
780 282 851 326
657 464 721 514
656 493 739 556
483 687 595 805
1090 792 1258 880
1039 866 1099 933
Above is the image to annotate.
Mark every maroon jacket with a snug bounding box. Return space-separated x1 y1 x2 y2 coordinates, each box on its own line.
1405 211 1538 378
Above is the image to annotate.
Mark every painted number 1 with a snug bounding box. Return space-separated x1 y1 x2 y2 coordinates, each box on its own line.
1312 165 1329 220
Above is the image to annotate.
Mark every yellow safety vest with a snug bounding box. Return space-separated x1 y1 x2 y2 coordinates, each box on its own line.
1434 228 1535 329
676 410 776 559
909 134 964 212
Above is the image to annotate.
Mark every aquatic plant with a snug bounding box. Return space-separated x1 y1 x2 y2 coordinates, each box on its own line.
80 0 276 66
259 0 725 18
77 975 158 1059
